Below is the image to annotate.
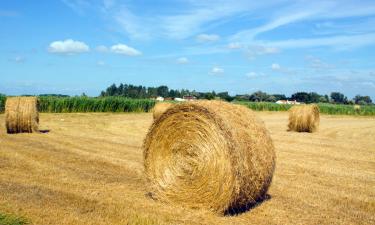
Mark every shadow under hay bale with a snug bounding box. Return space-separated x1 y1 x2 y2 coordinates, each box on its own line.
152 102 174 120
288 104 320 133
224 194 272 216
5 96 39 134
144 100 276 214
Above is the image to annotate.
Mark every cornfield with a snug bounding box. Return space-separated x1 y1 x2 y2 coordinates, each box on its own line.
234 101 375 116
37 96 156 113
0 94 6 113
0 97 374 115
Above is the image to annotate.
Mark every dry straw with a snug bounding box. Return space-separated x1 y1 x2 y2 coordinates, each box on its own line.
144 100 276 214
152 102 174 120
5 96 39 134
288 104 320 133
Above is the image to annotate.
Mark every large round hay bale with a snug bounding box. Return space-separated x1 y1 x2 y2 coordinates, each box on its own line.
152 102 174 120
5 97 39 134
288 104 320 133
144 100 276 214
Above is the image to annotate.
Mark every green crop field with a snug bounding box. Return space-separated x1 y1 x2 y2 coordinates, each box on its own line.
37 96 156 113
234 101 375 116
0 212 28 225
0 96 374 115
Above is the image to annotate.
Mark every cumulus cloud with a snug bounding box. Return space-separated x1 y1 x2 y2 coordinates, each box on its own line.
48 39 90 54
110 44 142 56
176 57 189 64
196 34 220 42
211 66 224 75
271 63 281 71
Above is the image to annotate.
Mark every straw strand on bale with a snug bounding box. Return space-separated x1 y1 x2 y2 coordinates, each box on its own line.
288 104 320 133
152 102 174 120
144 100 276 214
5 97 39 134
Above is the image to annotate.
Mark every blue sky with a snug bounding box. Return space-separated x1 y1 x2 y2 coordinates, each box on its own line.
1 0 375 98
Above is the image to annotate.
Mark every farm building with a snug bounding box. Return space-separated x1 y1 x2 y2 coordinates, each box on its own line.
183 95 197 101
276 100 301 105
174 97 185 102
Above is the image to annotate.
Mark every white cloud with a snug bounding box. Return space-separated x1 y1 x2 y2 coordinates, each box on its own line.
246 72 257 78
271 63 281 71
110 44 142 56
246 45 280 59
232 11 317 41
196 34 220 42
229 1 375 46
246 72 267 78
176 57 189 64
161 1 262 39
61 0 91 15
305 55 334 70
96 45 109 52
114 7 152 40
227 42 242 49
262 33 375 49
211 66 224 74
48 39 90 54
270 63 296 75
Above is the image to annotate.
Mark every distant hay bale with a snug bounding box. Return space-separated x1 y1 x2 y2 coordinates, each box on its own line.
152 102 174 120
288 104 320 133
144 100 276 214
5 97 39 134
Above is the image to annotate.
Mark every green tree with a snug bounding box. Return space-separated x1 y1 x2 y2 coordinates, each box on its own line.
0 94 6 113
217 92 234 101
106 83 117 96
330 92 348 104
291 92 310 103
157 86 169 97
354 95 372 105
272 94 287 101
249 91 269 102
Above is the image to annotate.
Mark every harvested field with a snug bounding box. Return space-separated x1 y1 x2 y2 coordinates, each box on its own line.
0 112 374 224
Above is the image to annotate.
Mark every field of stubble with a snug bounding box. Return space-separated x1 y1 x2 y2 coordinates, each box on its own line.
0 112 374 225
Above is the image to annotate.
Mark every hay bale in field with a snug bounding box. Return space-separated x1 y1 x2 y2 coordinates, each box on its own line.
144 100 276 214
5 97 39 134
152 102 174 120
288 104 320 133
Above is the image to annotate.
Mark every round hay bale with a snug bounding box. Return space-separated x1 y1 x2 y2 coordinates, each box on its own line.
5 97 39 134
152 102 174 120
144 100 276 214
288 104 320 133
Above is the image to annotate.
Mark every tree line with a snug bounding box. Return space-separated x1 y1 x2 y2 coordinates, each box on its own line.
100 83 373 105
